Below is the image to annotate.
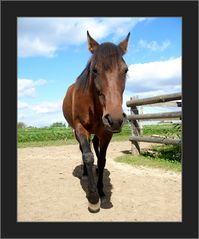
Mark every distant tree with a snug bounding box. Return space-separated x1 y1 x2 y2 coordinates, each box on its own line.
18 122 26 128
50 122 66 128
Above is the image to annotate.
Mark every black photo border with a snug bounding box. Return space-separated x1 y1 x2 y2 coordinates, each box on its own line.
1 1 198 238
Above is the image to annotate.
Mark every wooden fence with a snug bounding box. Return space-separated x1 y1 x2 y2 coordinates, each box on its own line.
126 92 182 155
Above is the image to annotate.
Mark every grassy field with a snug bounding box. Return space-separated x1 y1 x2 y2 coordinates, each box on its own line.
18 123 131 147
143 124 181 138
18 127 74 143
18 123 181 147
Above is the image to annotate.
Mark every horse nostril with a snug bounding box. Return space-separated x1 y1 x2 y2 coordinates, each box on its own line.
104 114 113 126
117 119 123 127
103 113 124 131
123 112 127 118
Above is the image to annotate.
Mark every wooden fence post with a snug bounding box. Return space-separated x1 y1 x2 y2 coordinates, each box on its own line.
139 106 144 135
130 96 141 155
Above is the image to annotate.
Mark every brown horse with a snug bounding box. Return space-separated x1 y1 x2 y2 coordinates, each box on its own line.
63 31 130 212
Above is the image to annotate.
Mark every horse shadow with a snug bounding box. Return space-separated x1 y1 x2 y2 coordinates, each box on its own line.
73 164 113 209
121 150 132 155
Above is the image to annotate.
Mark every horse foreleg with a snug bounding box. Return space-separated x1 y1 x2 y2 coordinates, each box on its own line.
78 144 88 177
97 133 112 198
92 135 100 158
75 124 100 212
92 135 100 174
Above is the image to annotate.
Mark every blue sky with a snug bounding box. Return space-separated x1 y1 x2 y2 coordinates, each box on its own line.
18 17 182 127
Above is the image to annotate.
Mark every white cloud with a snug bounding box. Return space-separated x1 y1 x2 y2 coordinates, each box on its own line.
18 17 147 57
138 39 171 51
122 57 182 119
20 37 56 58
18 101 29 110
17 110 66 127
18 113 26 122
32 101 62 114
126 57 181 94
18 79 47 97
17 99 64 127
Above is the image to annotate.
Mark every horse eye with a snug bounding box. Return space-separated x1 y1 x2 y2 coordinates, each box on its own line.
92 68 98 74
98 90 102 96
96 89 103 96
124 67 128 74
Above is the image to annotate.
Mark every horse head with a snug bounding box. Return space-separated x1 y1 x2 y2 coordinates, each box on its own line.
87 31 130 133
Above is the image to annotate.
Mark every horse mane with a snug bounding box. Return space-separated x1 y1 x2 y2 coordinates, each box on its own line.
76 43 123 91
76 60 91 91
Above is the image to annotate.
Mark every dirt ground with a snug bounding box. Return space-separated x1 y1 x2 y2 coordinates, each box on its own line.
18 141 182 222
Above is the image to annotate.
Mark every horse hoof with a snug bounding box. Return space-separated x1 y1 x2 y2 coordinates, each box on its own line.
88 199 101 213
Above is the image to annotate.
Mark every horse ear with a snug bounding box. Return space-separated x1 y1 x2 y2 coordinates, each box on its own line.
118 32 130 54
87 31 99 53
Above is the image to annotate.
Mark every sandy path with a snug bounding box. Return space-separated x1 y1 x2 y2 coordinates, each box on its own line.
18 141 181 222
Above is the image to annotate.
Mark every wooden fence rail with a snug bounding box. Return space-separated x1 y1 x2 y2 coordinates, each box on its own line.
126 92 182 107
129 136 181 145
127 111 181 121
126 92 182 155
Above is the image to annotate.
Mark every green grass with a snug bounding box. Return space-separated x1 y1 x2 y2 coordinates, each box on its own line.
18 127 74 142
17 124 132 147
18 139 77 148
143 123 181 138
116 154 181 172
18 127 74 147
116 144 181 172
142 144 181 162
17 123 181 148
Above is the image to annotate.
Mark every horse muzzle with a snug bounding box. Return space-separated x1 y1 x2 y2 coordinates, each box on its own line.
102 112 126 133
